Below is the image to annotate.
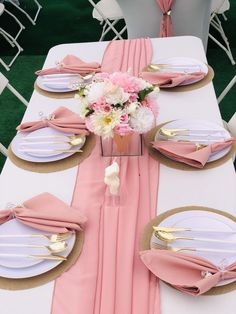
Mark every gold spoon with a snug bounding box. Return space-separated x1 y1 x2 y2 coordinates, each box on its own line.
0 232 72 243
0 241 68 254
154 231 235 244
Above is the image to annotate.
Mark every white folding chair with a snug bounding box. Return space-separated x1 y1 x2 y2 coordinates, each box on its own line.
116 0 211 51
88 0 127 41
6 0 42 25
0 142 7 157
0 72 28 106
0 3 24 71
209 0 235 65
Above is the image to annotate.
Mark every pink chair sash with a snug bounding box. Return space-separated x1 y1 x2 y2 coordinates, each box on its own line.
156 0 175 37
16 106 89 135
140 249 236 295
0 193 86 233
51 38 160 314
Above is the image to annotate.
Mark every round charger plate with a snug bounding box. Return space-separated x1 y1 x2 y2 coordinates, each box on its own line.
151 57 208 86
8 132 96 173
0 227 84 290
11 127 86 162
0 219 75 277
140 206 236 295
144 121 236 170
155 119 231 162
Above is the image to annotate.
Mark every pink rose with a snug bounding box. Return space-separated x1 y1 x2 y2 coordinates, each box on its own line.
120 113 129 124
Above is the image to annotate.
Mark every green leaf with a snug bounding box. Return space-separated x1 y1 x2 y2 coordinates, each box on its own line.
138 87 154 101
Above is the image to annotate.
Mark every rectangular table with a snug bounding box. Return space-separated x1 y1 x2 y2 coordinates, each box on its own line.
0 36 235 314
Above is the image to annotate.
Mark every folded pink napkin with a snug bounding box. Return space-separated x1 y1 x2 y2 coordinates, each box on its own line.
16 107 89 135
140 71 206 88
140 249 236 296
0 192 87 233
152 138 236 168
36 54 101 76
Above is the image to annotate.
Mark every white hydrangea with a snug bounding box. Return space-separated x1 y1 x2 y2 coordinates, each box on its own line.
127 102 139 115
87 82 107 103
130 107 154 133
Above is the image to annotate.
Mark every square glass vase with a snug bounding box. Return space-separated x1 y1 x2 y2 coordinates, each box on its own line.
100 133 143 157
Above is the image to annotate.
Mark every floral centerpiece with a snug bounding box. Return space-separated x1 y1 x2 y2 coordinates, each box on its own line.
76 71 159 154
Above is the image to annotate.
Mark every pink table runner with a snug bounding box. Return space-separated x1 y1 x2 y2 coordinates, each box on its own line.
51 38 160 314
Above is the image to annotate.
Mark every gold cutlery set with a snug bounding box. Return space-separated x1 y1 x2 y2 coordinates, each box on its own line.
20 135 84 154
0 232 72 261
153 226 236 254
158 127 226 148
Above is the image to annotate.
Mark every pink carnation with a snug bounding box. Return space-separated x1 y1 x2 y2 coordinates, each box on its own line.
120 113 129 124
110 72 140 93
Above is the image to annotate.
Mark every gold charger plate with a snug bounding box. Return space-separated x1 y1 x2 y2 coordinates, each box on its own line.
8 134 96 173
0 231 84 290
140 206 236 296
144 123 236 171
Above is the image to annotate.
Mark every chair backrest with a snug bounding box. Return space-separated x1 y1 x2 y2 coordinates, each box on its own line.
211 0 230 14
116 0 211 50
0 142 7 157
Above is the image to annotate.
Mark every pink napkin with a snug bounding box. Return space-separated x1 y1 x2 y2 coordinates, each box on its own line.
0 192 87 233
140 71 206 88
16 107 89 135
140 249 236 295
152 138 236 168
156 0 175 37
36 54 101 76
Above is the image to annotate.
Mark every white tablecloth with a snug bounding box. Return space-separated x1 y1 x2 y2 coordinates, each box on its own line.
0 36 235 314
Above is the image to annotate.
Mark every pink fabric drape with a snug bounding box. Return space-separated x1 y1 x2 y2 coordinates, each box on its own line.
156 0 175 37
51 39 160 314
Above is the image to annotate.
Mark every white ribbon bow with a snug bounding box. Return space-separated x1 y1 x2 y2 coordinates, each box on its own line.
104 161 120 195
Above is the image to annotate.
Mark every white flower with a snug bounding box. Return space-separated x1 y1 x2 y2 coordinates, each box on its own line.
78 98 90 118
105 85 129 105
134 77 152 90
127 102 139 115
130 107 154 133
87 82 107 103
90 110 122 138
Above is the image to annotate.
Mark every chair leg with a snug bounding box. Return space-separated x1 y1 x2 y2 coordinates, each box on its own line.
0 58 10 71
7 83 28 106
209 15 235 65
0 143 8 157
0 29 23 69
217 76 236 104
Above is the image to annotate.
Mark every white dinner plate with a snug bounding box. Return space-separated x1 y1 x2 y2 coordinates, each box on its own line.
36 74 80 93
151 210 236 287
11 127 86 163
155 119 231 162
0 219 75 278
151 57 208 86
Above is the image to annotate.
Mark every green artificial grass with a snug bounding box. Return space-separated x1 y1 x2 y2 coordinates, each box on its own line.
0 0 235 170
